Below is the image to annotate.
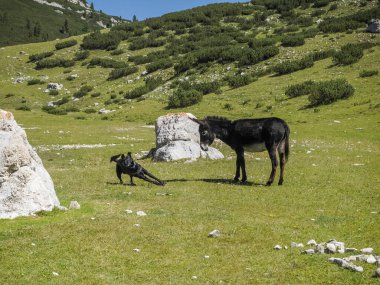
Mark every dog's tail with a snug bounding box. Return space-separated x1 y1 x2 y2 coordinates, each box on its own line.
110 154 122 163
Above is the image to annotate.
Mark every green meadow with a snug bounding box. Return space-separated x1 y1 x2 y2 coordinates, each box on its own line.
0 1 380 284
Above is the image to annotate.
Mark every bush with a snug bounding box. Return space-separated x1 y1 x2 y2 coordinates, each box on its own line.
281 35 305 47
84 108 97 114
91 92 101 97
89 57 128 68
42 106 68 115
124 86 149 99
332 43 371 65
49 90 59 96
73 50 90 61
146 59 173 73
27 79 45 85
81 30 126 50
55 39 77 50
273 55 314 75
55 96 70 106
16 105 31 111
168 89 203 108
108 66 138 80
318 18 362 33
313 0 329 8
308 79 354 106
29 51 54 62
73 86 93 98
226 74 256 88
110 49 125 56
238 46 279 66
359 70 378 77
174 55 196 74
36 58 75 69
285 80 317 98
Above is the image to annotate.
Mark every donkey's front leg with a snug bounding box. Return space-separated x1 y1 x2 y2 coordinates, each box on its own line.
266 146 278 186
234 149 246 182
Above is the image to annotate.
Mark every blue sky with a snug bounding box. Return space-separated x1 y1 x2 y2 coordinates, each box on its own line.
92 0 245 21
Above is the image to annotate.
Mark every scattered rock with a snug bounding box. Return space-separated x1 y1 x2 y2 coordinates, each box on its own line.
136 211 147 217
307 240 317 246
316 244 325 254
329 257 363 273
191 276 197 280
367 19 380 33
0 110 60 219
375 268 380 278
208 229 221 238
125 209 133 214
274 245 282 250
133 248 140 253
291 242 297 248
47 83 63 90
52 272 59 276
302 249 315 255
147 113 224 162
57 205 68 211
69 201 80 209
361 248 373 254
297 243 304 248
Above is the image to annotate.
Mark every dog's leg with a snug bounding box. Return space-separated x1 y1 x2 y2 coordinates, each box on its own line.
116 165 123 184
137 173 165 186
142 169 165 186
129 175 136 186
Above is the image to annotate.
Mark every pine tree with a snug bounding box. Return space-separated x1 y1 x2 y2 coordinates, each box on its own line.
133 15 138 22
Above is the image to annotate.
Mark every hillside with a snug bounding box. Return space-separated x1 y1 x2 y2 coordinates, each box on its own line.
0 0 379 122
0 1 379 284
0 0 123 47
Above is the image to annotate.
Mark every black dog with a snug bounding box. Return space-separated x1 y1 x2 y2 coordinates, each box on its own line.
110 152 165 186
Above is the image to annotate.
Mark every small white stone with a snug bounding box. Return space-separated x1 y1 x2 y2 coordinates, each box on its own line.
208 229 221 238
133 248 140 253
90 217 95 220
125 209 133 214
333 120 341 124
274 245 282 250
31 243 36 246
374 268 380 278
302 249 315 254
191 276 197 280
52 272 59 276
69 201 80 209
307 240 317 246
361 248 373 254
204 255 210 259
133 224 141 227
136 211 147 216
297 243 304 248
326 243 336 253
366 255 377 264
290 242 297 248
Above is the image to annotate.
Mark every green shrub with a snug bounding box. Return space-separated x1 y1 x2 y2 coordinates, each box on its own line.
226 74 256 88
273 56 314 75
91 92 102 97
174 55 196 75
73 86 93 98
168 89 203 108
238 46 279 66
55 96 70 106
27 79 45 85
332 43 372 65
28 51 54 62
55 39 77 50
84 108 97 114
313 0 329 8
281 35 305 47
359 70 378 77
42 106 67 115
16 105 31 111
108 66 138 80
146 59 173 73
49 90 59 96
110 49 125 56
73 50 90 61
285 80 317 98
81 30 126 50
125 86 149 99
89 57 128 69
36 58 75 69
308 79 354 106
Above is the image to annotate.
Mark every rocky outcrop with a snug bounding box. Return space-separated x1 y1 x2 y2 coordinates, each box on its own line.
0 110 60 219
149 113 224 162
367 19 380 33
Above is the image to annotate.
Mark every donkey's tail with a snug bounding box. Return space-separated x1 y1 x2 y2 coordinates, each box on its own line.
110 154 122 163
284 124 290 162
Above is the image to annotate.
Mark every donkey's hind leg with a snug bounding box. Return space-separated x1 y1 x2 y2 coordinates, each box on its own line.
116 165 123 184
266 144 278 186
278 140 286 185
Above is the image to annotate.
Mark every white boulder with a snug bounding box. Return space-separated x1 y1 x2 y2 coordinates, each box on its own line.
0 110 60 219
151 113 224 161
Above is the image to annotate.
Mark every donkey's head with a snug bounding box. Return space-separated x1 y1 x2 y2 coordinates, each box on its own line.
190 118 215 151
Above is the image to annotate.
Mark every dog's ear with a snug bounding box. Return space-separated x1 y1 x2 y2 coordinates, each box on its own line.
121 154 125 159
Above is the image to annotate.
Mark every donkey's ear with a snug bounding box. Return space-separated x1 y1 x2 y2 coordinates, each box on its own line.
127 152 132 156
189 117 202 125
121 154 125 159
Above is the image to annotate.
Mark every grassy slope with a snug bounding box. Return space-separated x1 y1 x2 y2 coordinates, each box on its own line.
0 0 118 47
0 2 380 285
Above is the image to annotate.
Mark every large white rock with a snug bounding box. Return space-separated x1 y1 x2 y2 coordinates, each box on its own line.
0 110 60 219
152 113 223 161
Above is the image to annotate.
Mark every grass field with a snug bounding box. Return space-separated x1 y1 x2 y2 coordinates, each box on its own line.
1 1 380 283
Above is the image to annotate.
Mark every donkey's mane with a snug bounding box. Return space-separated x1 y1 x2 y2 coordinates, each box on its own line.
204 116 232 124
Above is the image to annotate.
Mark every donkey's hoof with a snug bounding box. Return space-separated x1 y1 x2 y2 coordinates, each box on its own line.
266 181 273 186
278 180 283 186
